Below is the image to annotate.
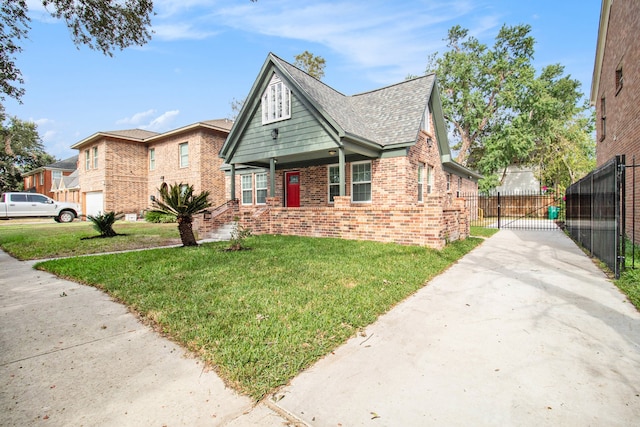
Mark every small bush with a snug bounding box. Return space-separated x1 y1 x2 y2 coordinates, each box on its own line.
86 211 124 237
145 211 177 223
227 218 252 251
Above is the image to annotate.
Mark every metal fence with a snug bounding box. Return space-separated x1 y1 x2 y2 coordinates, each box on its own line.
463 190 561 230
565 155 625 278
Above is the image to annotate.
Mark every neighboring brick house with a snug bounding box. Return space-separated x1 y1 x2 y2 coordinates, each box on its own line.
71 120 233 217
209 53 481 249
22 155 78 199
591 0 640 244
51 169 80 204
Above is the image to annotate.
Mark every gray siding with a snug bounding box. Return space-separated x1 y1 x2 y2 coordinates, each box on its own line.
232 93 337 164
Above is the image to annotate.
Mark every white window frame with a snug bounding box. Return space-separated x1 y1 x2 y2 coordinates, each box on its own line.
418 163 424 202
149 148 156 171
179 142 189 168
446 173 451 191
85 149 90 170
351 161 372 203
328 164 341 203
426 165 434 195
261 74 291 124
255 173 268 205
92 147 98 169
241 174 253 205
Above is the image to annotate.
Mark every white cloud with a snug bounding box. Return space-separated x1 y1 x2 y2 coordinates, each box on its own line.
117 110 157 126
211 0 495 84
141 110 181 132
152 23 219 41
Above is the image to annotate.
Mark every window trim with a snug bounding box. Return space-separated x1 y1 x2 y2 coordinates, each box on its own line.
255 173 268 205
261 74 291 124
328 164 341 203
149 148 156 171
351 161 372 203
241 174 253 205
446 173 451 192
417 163 424 203
92 146 98 169
426 165 434 195
179 142 189 168
85 149 90 170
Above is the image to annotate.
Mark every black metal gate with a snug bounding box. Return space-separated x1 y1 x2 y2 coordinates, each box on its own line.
565 155 625 278
463 190 561 230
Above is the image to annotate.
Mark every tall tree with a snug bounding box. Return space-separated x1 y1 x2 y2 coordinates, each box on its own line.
427 24 535 167
1 0 153 105
428 24 594 190
294 51 326 80
0 116 55 192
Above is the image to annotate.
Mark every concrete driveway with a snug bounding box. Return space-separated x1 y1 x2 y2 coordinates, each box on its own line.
272 230 640 426
2 229 639 426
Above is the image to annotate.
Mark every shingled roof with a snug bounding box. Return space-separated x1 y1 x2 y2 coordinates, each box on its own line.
271 53 433 147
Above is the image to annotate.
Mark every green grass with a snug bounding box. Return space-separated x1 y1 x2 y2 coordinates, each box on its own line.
0 221 181 259
470 226 499 238
615 239 640 310
35 234 484 400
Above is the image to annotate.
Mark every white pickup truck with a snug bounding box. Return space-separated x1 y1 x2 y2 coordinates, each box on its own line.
0 192 82 223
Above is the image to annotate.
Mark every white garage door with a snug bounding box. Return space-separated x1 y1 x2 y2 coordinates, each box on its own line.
85 191 104 217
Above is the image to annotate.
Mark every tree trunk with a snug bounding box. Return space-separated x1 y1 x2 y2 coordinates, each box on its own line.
177 216 198 246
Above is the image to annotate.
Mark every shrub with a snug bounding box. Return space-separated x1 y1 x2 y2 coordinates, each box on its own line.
87 211 124 237
145 211 177 223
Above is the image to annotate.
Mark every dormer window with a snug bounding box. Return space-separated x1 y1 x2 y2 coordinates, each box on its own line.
262 74 291 124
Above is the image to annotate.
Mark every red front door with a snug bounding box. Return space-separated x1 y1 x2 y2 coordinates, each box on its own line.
285 172 300 207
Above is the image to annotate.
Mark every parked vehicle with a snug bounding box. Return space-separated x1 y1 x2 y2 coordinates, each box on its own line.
0 192 81 223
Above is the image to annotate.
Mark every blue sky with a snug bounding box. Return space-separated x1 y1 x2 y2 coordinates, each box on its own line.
7 0 601 160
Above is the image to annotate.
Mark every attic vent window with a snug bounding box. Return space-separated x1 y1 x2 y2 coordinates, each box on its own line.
615 66 623 95
262 74 291 124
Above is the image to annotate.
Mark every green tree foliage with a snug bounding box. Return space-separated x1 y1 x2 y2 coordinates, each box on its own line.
1 0 153 105
428 24 594 190
0 116 55 192
150 183 211 247
294 51 326 80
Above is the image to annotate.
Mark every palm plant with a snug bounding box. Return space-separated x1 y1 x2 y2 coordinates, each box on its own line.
86 211 124 237
150 183 211 247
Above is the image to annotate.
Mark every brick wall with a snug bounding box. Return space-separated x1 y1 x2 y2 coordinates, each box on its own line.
595 0 640 243
105 139 147 215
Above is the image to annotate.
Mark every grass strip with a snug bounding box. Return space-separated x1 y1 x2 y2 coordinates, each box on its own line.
0 221 180 260
36 234 483 400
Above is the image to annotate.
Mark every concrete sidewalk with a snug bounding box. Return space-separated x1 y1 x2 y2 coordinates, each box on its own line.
272 230 640 426
0 250 289 426
2 229 640 426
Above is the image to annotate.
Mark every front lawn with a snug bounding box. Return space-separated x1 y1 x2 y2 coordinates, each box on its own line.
0 221 181 259
35 234 484 400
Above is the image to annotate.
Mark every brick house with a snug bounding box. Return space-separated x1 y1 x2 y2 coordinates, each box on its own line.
22 155 78 199
591 0 640 244
51 169 80 204
71 120 233 217
207 53 481 249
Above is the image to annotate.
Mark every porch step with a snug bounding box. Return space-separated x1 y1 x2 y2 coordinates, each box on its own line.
201 222 235 242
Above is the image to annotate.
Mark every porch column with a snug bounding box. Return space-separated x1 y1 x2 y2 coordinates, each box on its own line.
338 147 346 196
270 157 276 197
230 164 236 200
